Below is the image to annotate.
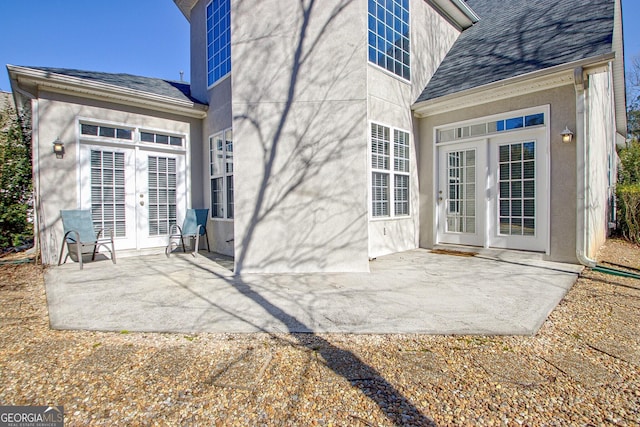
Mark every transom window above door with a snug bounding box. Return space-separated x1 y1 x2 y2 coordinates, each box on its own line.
437 112 545 143
80 121 185 149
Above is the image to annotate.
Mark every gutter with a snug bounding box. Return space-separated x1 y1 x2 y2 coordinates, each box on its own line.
450 0 480 23
7 65 208 119
573 66 640 279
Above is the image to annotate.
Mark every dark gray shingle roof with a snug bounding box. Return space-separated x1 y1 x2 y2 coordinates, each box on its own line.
416 0 615 103
24 66 204 105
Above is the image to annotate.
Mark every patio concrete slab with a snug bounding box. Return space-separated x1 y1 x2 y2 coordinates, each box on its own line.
44 249 582 335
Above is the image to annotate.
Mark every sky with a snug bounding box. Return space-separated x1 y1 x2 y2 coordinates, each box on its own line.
0 0 639 94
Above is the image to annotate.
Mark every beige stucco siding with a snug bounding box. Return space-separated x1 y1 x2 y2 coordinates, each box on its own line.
231 0 369 273
418 84 578 262
586 70 615 258
367 0 460 258
34 91 203 264
188 0 208 103
203 77 234 256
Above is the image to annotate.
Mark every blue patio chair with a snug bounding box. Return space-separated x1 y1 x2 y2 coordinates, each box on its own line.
166 208 210 257
57 209 116 270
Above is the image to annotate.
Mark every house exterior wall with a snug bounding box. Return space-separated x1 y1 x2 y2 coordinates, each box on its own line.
33 90 203 264
367 0 459 258
586 69 616 258
417 84 578 262
230 0 370 273
187 0 235 256
188 0 208 104
203 77 234 256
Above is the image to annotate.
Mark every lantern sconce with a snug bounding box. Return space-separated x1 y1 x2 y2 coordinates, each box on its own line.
561 126 574 144
53 138 65 159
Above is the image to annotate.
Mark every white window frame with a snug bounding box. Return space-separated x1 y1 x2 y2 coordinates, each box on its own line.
209 128 233 220
369 122 411 219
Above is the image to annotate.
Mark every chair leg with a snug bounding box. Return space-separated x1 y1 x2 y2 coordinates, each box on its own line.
181 236 186 252
58 241 67 266
192 235 200 257
110 239 116 264
204 230 210 252
77 243 83 270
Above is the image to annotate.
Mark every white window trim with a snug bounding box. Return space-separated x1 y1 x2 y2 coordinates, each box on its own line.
209 128 234 221
369 121 412 221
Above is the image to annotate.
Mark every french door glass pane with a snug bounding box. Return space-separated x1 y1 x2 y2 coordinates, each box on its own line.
446 149 475 233
498 141 535 236
90 150 126 237
148 156 177 236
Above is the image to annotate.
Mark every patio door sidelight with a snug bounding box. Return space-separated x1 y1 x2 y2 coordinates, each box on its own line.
80 146 186 251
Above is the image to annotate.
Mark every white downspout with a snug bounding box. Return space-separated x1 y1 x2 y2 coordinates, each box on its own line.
574 67 597 267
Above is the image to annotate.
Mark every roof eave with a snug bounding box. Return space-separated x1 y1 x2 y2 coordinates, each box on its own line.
412 52 616 117
7 65 207 119
428 0 480 30
174 0 198 22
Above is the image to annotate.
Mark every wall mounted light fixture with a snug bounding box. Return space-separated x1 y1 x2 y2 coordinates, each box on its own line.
53 138 65 159
561 126 574 143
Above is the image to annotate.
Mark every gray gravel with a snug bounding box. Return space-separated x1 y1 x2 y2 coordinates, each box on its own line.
0 239 639 426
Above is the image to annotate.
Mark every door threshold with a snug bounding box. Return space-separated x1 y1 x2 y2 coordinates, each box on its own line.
433 244 583 273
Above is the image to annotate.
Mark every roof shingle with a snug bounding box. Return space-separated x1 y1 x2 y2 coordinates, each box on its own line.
416 0 615 103
23 66 204 105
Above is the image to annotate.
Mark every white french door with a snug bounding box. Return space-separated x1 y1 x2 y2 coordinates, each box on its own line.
437 140 486 246
486 131 548 252
80 145 186 251
436 128 548 252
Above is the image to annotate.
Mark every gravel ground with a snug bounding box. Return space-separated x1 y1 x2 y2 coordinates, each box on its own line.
1 240 639 426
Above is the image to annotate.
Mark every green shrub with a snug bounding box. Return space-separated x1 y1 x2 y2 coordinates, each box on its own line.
0 99 33 251
616 184 640 244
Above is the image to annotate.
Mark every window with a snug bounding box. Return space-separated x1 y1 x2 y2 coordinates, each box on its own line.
81 123 132 140
209 129 233 219
438 112 545 143
367 0 410 80
207 0 231 87
140 131 183 147
370 123 410 218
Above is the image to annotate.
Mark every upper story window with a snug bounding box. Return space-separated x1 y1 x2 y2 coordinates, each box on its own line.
367 0 410 80
207 0 231 87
